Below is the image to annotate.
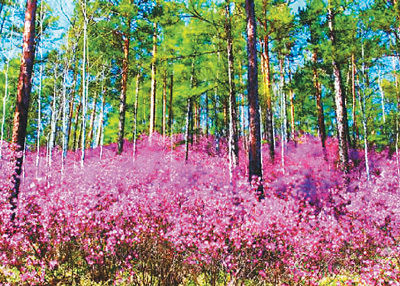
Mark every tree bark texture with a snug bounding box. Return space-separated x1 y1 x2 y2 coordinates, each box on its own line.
245 0 263 197
10 0 37 220
328 8 349 172
117 28 130 154
149 22 157 135
226 2 239 166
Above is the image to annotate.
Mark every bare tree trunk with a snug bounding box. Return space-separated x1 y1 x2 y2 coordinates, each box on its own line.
149 22 157 135
80 0 88 166
312 50 326 149
133 72 140 158
87 91 98 149
117 28 130 154
168 73 173 134
289 89 295 139
72 99 81 151
66 65 78 151
351 53 359 146
185 98 192 162
261 35 274 161
279 56 287 172
225 1 239 170
359 44 370 180
328 8 349 172
245 0 263 198
162 69 167 137
10 0 37 221
378 70 386 123
49 64 58 166
96 90 106 148
205 92 209 137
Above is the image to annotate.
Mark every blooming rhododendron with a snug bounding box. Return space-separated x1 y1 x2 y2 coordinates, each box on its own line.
0 134 399 284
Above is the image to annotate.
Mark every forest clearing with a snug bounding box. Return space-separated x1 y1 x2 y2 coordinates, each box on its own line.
1 0 400 284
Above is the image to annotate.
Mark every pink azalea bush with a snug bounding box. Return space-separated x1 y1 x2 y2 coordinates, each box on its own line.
0 134 399 285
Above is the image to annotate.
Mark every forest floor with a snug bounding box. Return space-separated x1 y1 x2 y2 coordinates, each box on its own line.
0 134 399 285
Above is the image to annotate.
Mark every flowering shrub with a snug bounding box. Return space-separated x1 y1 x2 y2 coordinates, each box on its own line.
0 134 399 285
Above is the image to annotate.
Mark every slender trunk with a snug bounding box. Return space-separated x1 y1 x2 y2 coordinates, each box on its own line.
279 57 286 172
245 0 263 198
378 70 386 123
66 66 78 151
61 70 68 160
61 39 72 165
288 61 295 139
80 1 88 167
162 69 167 137
261 35 274 161
359 44 370 180
133 72 140 157
97 92 106 148
10 0 37 221
351 53 359 145
328 8 349 172
239 63 247 152
72 100 81 151
66 98 75 150
214 88 219 138
87 91 98 148
312 50 326 149
226 1 239 169
289 89 295 139
168 73 173 134
149 22 157 135
118 28 130 154
205 92 209 137
185 98 192 162
189 61 195 144
35 5 41 170
49 65 58 166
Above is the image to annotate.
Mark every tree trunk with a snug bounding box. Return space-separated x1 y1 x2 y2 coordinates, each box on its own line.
261 35 274 161
80 1 88 166
378 70 386 123
245 0 263 198
66 65 78 151
185 98 192 162
168 73 173 134
226 1 239 168
312 50 326 149
289 89 295 139
87 91 98 149
149 22 157 135
279 56 287 171
72 99 81 151
133 72 140 157
328 8 349 172
162 69 167 137
10 0 37 220
97 92 106 148
117 29 130 154
205 92 209 137
351 53 359 146
49 65 58 165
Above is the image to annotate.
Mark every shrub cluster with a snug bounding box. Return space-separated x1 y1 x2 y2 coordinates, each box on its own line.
0 134 399 285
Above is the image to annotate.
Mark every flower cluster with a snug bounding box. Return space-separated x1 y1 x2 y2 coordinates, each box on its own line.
0 134 399 285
